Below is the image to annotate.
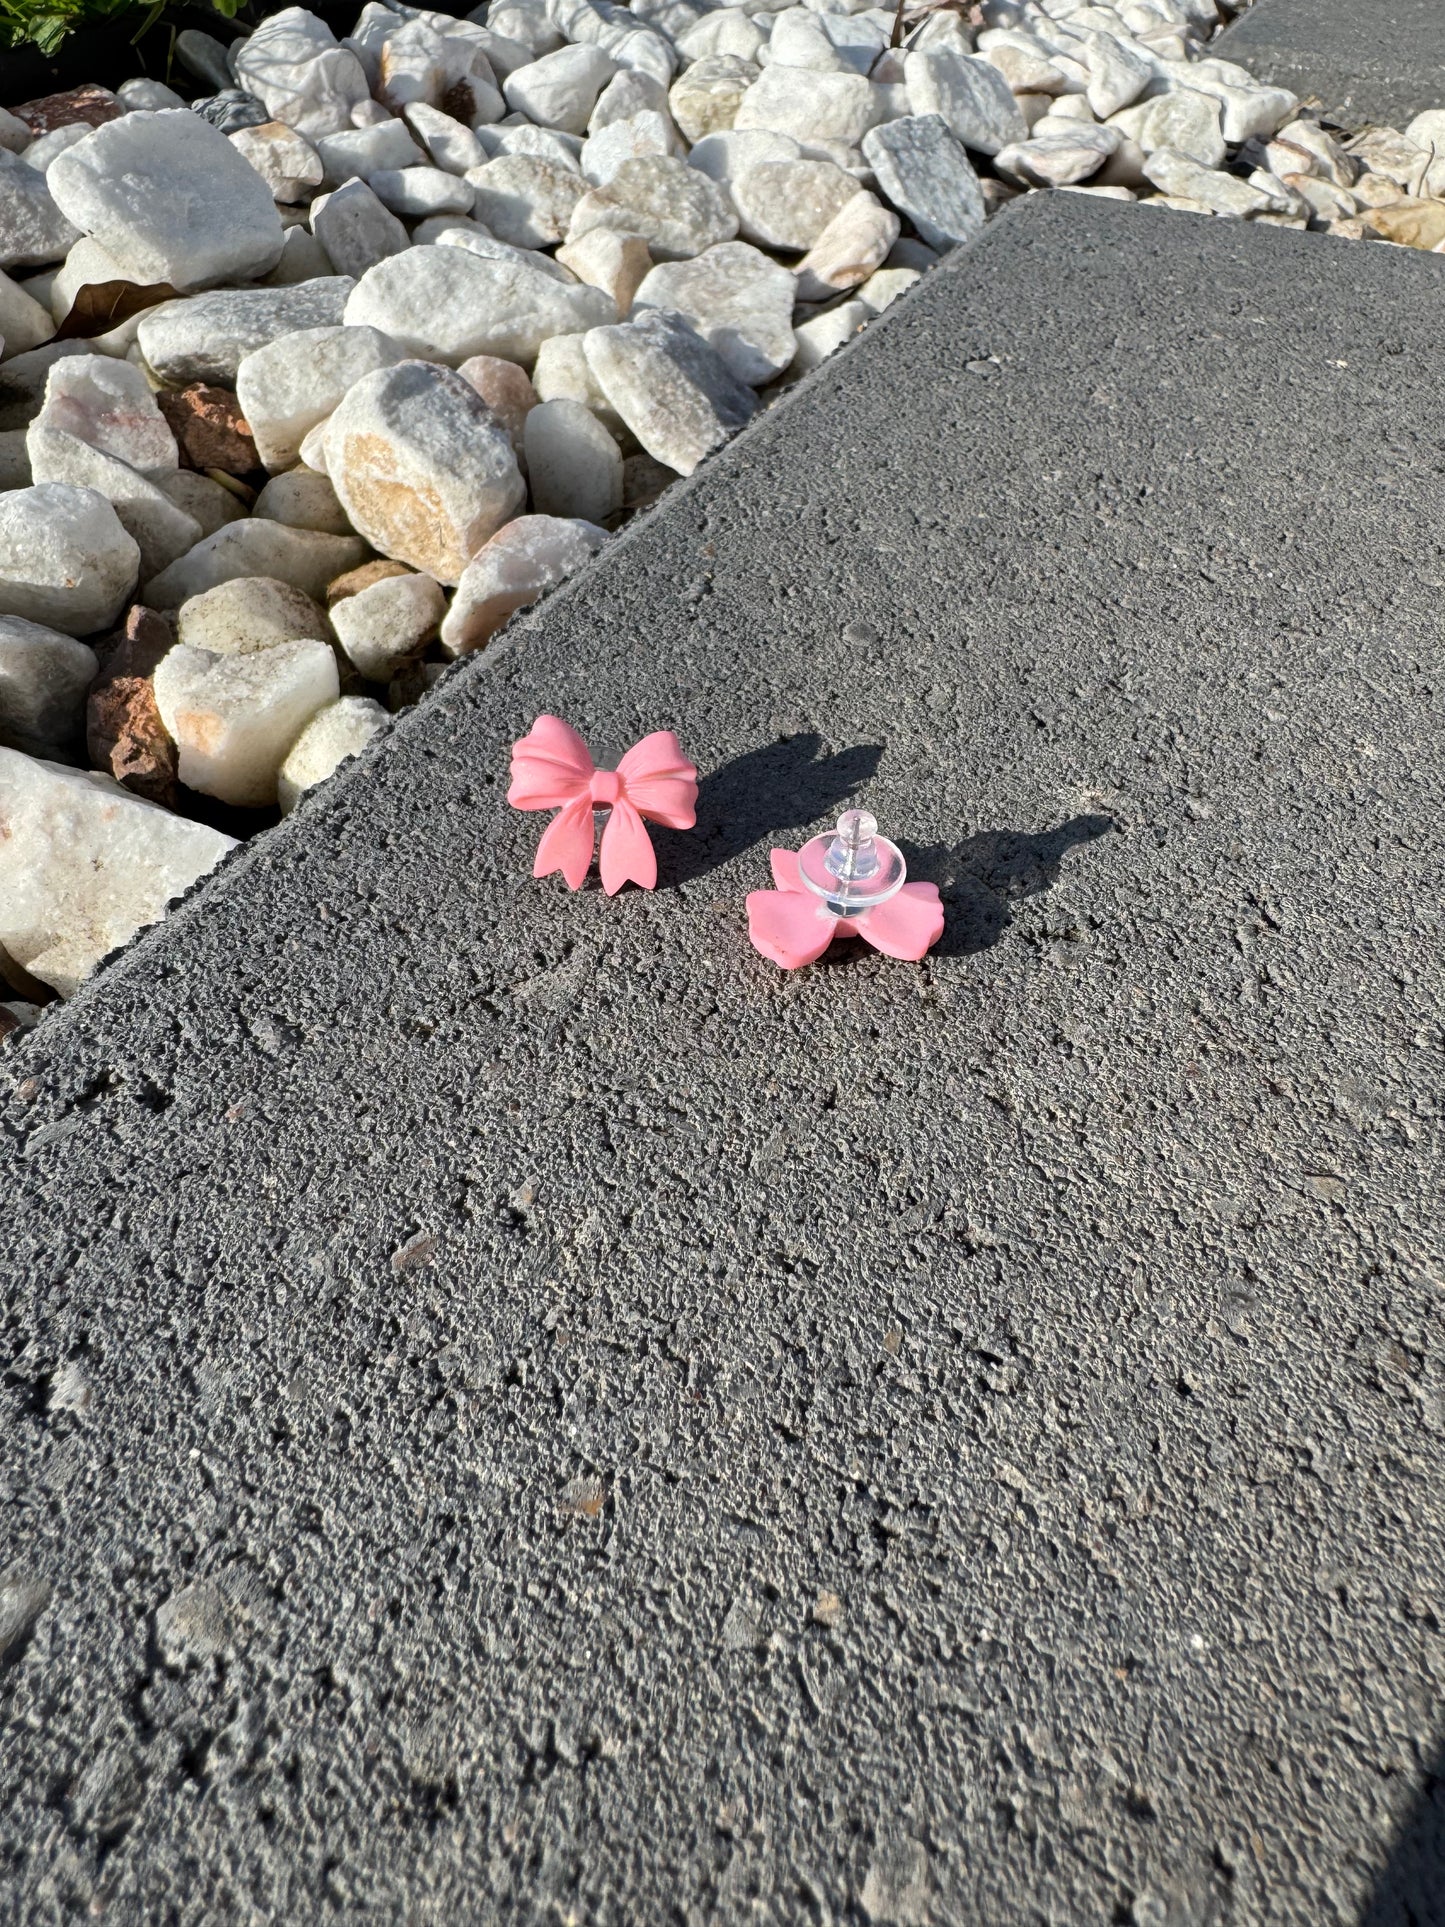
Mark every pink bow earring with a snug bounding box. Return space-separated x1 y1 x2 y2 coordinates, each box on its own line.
747 810 944 968
508 714 699 895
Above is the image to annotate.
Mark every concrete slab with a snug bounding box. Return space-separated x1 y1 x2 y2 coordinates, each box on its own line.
2 197 1443 1924
1217 0 1445 129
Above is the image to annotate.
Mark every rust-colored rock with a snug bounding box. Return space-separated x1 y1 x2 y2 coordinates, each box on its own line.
86 605 179 808
325 559 413 606
156 385 259 476
11 85 122 135
1364 197 1445 251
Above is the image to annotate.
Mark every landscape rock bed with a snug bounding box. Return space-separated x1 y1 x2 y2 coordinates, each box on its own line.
0 0 1441 1022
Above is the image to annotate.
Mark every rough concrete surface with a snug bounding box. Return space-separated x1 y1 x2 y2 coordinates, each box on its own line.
2 196 1444 1925
1217 0 1445 129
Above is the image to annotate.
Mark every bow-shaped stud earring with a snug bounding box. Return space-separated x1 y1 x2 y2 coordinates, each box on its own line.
508 714 699 895
747 809 944 968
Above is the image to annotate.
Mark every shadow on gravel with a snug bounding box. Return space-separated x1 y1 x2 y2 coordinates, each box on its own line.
900 815 1117 956
657 732 884 886
1359 1737 1445 1927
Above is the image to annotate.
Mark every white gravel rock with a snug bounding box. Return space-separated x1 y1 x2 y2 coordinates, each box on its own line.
0 270 56 363
376 19 501 122
0 749 237 997
229 120 326 201
583 308 757 475
137 277 353 386
479 122 585 170
580 110 676 185
0 616 98 753
505 45 619 134
687 128 801 186
154 471 248 540
862 114 985 249
324 358 525 582
315 119 426 183
117 77 187 110
669 57 760 142
994 122 1119 186
904 47 1028 157
589 67 672 133
531 333 627 439
675 9 768 64
144 521 368 609
524 397 624 522
856 263 919 313
554 228 652 315
0 152 81 272
311 179 411 278
434 224 577 282
370 164 476 216
731 158 862 250
330 571 444 679
345 246 614 364
21 125 93 175
253 468 353 534
1142 144 1279 214
1079 29 1152 117
769 8 884 76
734 67 879 146
634 240 796 384
25 427 199 579
177 575 331 655
789 295 868 373
155 635 340 807
440 512 606 653
0 483 139 635
567 155 738 260
237 322 403 472
30 356 174 473
233 7 372 139
404 102 487 174
465 155 587 244
277 694 388 811
48 112 284 293
792 189 898 300
1118 88 1225 168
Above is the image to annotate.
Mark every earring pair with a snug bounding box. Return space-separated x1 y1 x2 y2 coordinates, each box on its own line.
507 714 943 969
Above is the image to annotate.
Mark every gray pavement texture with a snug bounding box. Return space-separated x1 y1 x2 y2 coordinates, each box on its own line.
3 194 1445 1926
1216 0 1445 129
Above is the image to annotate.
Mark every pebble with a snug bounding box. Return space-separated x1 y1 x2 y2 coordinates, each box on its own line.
253 468 354 534
191 90 273 137
634 241 796 383
793 190 899 301
436 221 586 282
0 151 81 272
532 331 628 439
568 154 738 259
344 246 614 364
669 56 759 142
1123 89 1226 170
0 615 99 754
27 424 200 578
86 603 177 804
0 482 139 635
1142 144 1277 215
370 164 476 217
556 228 653 312
466 155 587 245
311 179 411 278
768 9 884 78
580 109 676 185
404 102 486 174
156 385 257 476
735 67 878 147
277 694 388 811
995 123 1119 188
0 270 55 361
589 67 671 132
154 471 248 540
49 112 284 292
686 128 801 187
904 48 1027 158
233 7 372 139
143 520 368 609
236 323 403 471
154 635 340 806
675 8 767 66
440 512 606 653
330 571 444 679
177 576 331 656
583 306 757 474
229 120 326 202
324 358 525 581
315 118 425 183
31 355 175 473
731 158 863 251
524 397 624 520
789 295 868 373
862 114 985 251
0 748 236 996
137 278 354 387
22 124 94 175
505 45 619 134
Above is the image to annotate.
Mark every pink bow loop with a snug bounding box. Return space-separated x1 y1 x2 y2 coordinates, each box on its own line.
508 714 698 895
747 845 944 968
